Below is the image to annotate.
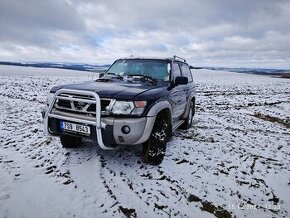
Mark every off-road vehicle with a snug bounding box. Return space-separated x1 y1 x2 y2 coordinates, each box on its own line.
43 56 196 165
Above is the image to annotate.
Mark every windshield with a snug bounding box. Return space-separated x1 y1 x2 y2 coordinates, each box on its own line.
106 59 170 81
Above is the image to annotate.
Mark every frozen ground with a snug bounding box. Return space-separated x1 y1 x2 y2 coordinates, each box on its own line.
0 65 289 218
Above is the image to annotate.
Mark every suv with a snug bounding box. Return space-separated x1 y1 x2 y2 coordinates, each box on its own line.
43 56 196 165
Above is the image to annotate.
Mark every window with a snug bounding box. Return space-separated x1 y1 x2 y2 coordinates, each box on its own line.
181 64 193 82
172 62 181 81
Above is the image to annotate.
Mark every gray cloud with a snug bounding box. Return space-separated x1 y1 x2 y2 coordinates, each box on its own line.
0 0 84 31
0 0 289 67
0 0 84 48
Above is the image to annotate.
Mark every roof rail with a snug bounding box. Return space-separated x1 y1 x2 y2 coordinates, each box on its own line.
173 55 186 63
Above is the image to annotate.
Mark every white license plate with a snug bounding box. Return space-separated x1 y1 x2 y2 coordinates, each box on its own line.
60 121 91 136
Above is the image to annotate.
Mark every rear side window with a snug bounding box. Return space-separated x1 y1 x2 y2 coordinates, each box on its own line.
181 64 193 82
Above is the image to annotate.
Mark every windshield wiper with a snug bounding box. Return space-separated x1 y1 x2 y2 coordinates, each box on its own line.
125 74 158 85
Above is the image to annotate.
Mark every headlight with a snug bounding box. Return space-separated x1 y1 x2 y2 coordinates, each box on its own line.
46 92 55 105
111 101 147 115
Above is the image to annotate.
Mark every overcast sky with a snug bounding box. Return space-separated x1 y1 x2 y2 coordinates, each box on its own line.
0 0 290 68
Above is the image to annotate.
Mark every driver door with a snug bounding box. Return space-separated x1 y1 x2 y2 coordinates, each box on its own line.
169 62 187 122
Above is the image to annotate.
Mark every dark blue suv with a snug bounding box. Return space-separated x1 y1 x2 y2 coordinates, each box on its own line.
43 56 196 165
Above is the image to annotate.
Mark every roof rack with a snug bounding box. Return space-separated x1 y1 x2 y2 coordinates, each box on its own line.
173 55 186 63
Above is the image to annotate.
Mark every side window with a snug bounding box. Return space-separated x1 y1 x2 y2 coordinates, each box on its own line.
172 62 181 81
181 64 193 82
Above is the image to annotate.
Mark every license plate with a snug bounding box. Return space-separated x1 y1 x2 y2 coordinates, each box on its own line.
60 121 91 136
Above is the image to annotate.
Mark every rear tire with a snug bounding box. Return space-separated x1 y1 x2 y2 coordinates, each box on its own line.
60 135 82 148
142 118 169 165
180 100 195 130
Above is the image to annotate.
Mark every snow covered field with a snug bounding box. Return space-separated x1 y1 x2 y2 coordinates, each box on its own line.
0 65 289 218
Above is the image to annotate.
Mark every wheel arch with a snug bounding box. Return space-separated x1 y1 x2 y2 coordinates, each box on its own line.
147 101 172 130
182 94 196 119
146 101 172 118
156 107 172 140
134 101 172 145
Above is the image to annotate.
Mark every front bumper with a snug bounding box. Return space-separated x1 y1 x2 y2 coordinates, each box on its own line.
102 116 155 145
43 89 155 149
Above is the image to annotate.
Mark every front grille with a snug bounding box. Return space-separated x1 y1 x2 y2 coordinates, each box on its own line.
87 99 111 112
101 99 111 111
87 104 96 112
54 93 112 116
58 99 71 108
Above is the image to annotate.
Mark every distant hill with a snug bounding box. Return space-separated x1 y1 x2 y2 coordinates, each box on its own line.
0 61 110 72
1 61 289 78
203 67 290 78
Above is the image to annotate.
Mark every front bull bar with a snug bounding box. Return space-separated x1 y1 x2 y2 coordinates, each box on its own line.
43 89 114 150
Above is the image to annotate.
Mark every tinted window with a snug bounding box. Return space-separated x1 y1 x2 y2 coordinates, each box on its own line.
172 63 181 81
181 64 193 82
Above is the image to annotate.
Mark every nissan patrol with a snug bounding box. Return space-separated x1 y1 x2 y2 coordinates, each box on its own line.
43 56 196 165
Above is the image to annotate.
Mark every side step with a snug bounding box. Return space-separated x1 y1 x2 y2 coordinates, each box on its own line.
172 120 184 131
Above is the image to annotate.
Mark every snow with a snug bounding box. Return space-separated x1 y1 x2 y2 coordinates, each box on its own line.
0 65 289 217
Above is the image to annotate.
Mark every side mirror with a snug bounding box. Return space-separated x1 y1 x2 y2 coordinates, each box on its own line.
175 76 188 85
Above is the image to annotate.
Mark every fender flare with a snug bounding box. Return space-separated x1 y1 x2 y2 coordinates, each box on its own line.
147 100 172 118
134 101 172 145
182 93 196 119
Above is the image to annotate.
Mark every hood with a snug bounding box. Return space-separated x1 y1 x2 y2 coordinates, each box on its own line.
50 80 166 100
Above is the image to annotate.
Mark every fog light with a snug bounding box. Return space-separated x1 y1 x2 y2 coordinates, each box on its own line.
121 125 130 134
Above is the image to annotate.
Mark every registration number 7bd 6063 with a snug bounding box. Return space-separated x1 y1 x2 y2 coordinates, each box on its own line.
60 121 91 136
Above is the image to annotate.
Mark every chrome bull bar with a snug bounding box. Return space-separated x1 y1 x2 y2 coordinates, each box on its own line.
44 89 114 150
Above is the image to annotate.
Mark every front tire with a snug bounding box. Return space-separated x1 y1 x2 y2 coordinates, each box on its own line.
142 118 169 165
60 135 82 148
